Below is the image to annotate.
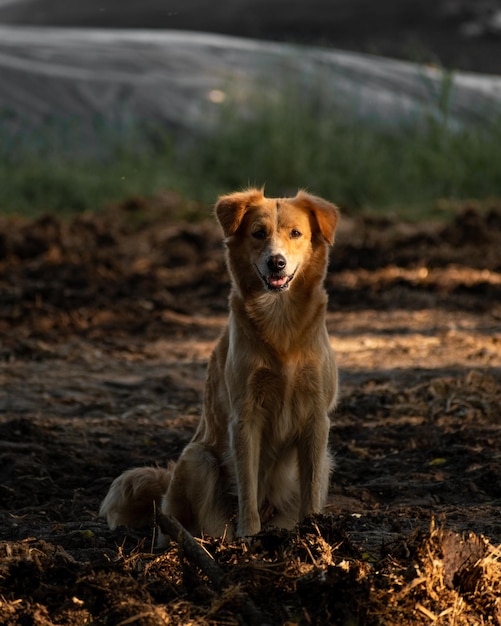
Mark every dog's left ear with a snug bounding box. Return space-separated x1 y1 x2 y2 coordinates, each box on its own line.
215 188 265 237
291 191 339 245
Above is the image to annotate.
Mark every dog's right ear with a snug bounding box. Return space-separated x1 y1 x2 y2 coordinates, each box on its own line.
215 188 264 237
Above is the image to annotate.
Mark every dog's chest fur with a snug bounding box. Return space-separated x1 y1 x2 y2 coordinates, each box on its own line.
230 294 330 442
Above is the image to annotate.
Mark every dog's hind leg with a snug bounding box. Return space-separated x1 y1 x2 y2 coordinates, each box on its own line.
162 441 234 539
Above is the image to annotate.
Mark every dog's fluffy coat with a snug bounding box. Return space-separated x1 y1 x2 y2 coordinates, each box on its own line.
100 188 339 538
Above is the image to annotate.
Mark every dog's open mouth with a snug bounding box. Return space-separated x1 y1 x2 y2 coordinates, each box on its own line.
256 266 296 292
266 274 292 291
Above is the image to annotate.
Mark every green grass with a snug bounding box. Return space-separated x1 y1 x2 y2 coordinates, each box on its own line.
2 75 501 220
188 75 501 219
0 111 182 216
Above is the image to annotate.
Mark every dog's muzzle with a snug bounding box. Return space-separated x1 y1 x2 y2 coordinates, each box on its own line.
256 255 297 292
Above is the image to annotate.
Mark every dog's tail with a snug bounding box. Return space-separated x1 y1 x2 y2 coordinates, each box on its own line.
99 464 174 530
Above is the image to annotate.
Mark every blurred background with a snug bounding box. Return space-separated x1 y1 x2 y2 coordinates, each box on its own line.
1 0 501 217
2 0 501 72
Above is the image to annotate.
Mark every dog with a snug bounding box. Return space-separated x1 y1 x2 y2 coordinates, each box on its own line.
100 188 339 539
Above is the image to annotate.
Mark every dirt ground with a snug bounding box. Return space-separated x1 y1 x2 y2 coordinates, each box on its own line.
0 196 500 625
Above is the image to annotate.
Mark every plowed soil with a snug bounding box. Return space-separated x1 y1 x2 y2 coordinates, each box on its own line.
1 196 500 625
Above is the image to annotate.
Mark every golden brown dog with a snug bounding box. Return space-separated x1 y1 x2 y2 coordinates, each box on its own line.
100 188 339 539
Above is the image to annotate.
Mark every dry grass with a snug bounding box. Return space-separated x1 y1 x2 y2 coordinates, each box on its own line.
1 518 499 625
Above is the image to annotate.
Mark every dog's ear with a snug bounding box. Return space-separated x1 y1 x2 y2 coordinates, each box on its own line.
215 188 265 237
291 190 339 244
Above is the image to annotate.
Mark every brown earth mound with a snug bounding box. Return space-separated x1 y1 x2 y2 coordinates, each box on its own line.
0 196 500 624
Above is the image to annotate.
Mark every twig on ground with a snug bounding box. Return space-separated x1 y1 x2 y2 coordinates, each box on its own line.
156 513 271 626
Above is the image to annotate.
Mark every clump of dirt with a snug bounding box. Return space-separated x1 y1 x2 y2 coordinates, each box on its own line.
1 197 500 624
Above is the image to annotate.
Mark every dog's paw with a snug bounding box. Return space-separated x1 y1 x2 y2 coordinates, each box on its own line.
237 514 261 538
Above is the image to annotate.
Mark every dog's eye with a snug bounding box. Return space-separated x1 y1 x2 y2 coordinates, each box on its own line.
290 229 302 239
252 228 267 240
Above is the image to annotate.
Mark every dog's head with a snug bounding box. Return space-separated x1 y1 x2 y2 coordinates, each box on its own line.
215 188 338 296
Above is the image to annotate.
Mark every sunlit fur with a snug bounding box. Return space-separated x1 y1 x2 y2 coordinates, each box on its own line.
100 188 339 540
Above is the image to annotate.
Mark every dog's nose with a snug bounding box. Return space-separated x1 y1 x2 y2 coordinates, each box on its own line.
267 254 287 272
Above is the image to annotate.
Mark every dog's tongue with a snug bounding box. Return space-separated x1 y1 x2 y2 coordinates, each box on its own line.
268 275 288 288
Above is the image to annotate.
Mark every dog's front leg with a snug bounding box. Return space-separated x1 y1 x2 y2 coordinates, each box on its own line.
297 415 331 520
231 418 262 537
